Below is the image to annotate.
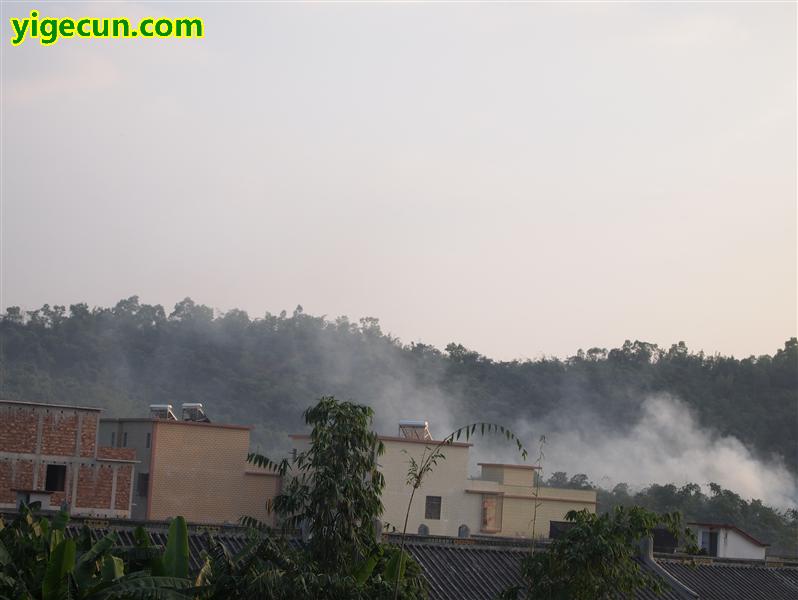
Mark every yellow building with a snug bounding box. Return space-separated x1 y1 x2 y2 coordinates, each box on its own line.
464 463 597 539
100 404 279 525
291 420 596 540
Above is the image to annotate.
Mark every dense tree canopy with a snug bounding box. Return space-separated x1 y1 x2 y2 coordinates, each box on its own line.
1 297 795 554
1 296 793 470
542 473 797 557
500 506 694 600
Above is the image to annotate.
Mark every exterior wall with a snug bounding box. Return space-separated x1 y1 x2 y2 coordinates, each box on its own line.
98 420 154 520
691 525 767 560
240 472 280 525
0 405 38 453
0 401 135 518
479 464 536 487
379 438 473 536
288 435 473 536
462 479 596 539
0 459 35 503
723 529 766 560
148 420 276 524
292 434 595 540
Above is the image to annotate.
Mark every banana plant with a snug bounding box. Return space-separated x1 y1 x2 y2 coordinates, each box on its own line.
0 504 194 600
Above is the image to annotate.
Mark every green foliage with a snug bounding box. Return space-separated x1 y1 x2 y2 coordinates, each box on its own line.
249 396 386 573
193 533 424 600
246 396 426 599
2 298 793 482
597 480 798 557
2 298 795 559
0 505 194 600
502 507 694 600
163 517 190 579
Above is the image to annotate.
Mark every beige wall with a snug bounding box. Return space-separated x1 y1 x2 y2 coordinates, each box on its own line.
479 463 536 486
379 438 472 536
290 434 596 540
149 421 277 525
465 470 596 538
383 447 596 539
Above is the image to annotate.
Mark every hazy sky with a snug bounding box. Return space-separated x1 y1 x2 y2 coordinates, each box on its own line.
1 2 795 360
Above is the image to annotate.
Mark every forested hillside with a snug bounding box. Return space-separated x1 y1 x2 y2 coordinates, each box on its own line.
2 296 794 471
2 297 796 553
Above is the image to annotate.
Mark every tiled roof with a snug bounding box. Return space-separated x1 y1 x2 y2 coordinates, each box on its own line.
405 542 528 600
658 558 798 600
392 534 798 600
8 514 798 600
398 539 686 600
58 520 251 573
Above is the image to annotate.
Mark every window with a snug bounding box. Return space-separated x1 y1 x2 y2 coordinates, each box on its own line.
45 465 66 492
122 432 128 447
145 432 151 449
458 524 470 538
425 495 441 520
110 431 116 447
701 531 719 557
417 524 429 535
137 473 149 497
481 494 502 532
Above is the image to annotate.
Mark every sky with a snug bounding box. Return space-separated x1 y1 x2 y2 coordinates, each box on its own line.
1 1 795 361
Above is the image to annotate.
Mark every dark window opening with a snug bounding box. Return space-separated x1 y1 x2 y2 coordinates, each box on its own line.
110 431 116 447
45 465 66 492
425 495 442 520
137 473 149 497
145 433 151 449
418 524 429 535
701 531 719 557
122 432 128 447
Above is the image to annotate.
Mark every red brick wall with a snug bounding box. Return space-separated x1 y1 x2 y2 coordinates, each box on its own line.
80 415 97 457
97 447 136 460
75 464 113 510
115 464 132 510
0 460 35 497
0 460 14 503
0 406 38 453
40 412 78 456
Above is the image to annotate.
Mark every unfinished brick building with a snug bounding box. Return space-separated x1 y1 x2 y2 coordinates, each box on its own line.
0 400 136 518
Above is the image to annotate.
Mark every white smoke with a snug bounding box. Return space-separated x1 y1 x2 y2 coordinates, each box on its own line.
296 320 797 509
499 394 797 508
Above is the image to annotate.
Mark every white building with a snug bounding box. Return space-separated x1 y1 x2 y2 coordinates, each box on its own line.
689 522 768 560
290 419 597 540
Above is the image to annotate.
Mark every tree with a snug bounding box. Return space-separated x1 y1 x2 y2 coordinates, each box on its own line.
545 472 569 488
254 396 385 571
247 396 425 598
502 507 695 600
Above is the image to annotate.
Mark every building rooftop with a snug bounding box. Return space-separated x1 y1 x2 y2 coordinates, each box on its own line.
7 514 794 600
99 417 251 431
289 433 473 447
0 399 102 412
477 462 540 470
687 522 770 547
